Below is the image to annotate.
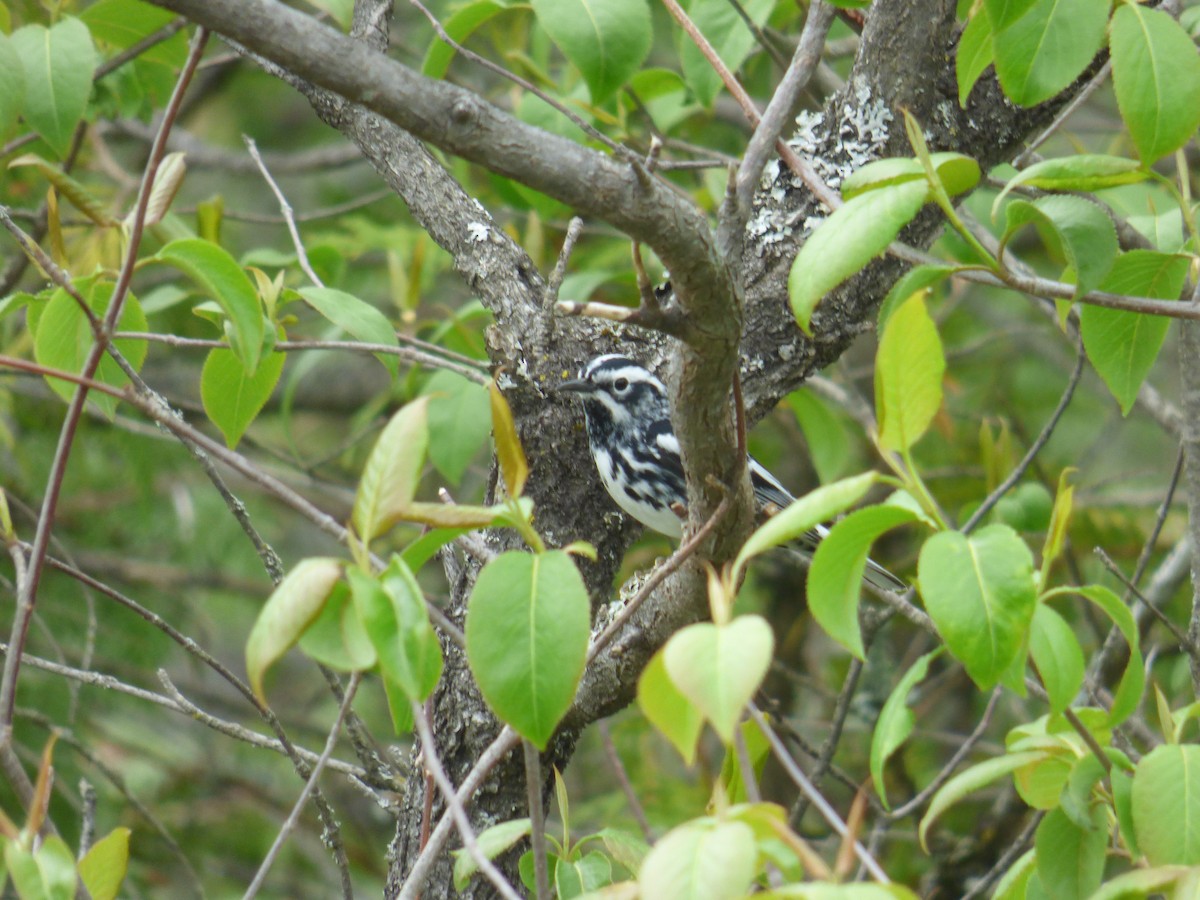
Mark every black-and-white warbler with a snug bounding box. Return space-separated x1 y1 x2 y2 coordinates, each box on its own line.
560 353 904 593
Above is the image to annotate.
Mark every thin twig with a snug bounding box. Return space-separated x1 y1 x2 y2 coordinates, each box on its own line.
1095 548 1196 653
959 812 1043 900
523 741 551 900
410 704 523 900
789 658 862 826
244 672 362 900
962 336 1085 533
597 720 652 842
748 704 891 884
1013 61 1112 168
886 688 1002 821
544 216 584 309
245 135 325 287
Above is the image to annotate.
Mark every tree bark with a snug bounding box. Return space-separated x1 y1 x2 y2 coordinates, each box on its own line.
140 0 1112 895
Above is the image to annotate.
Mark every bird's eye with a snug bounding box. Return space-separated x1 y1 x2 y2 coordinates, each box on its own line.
613 377 630 392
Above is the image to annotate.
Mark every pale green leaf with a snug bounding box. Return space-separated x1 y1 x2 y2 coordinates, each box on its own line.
875 293 945 452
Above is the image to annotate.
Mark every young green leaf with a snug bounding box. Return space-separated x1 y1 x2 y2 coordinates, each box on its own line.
530 0 651 103
1041 468 1075 581
451 818 532 890
638 820 756 900
1029 604 1084 716
1080 250 1188 414
297 581 376 672
33 834 77 900
1132 744 1200 865
245 558 343 700
789 179 929 333
489 378 529 497
875 293 945 452
676 0 774 107
788 389 852 484
870 648 943 807
843 153 979 200
919 750 1047 850
298 286 399 378
78 827 131 900
877 264 957 332
990 0 1107 107
352 397 431 541
734 471 878 577
1110 3 1200 164
956 11 994 106
200 338 286 448
807 505 919 658
662 615 774 744
637 649 704 764
554 851 612 897
134 151 187 228
1044 584 1144 726
350 559 443 702
1034 806 1107 900
8 153 117 226
422 1 509 79
425 370 491 485
918 525 1037 690
10 18 96 158
991 155 1147 216
465 550 590 748
155 239 264 373
33 283 148 420
1002 195 1117 299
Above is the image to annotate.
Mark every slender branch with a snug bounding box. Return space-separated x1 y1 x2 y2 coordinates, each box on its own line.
748 704 891 884
597 720 652 842
410 704 523 900
523 741 551 900
789 658 862 826
959 812 1043 900
244 135 325 287
962 336 1085 533
244 672 362 900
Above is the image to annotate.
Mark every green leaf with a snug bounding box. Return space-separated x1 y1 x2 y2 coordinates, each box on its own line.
808 505 919 658
992 155 1148 216
530 0 652 102
452 818 532 890
989 0 1108 106
298 286 398 378
842 153 979 199
1041 468 1075 580
734 471 878 576
381 674 415 735
637 649 704 764
875 292 945 452
78 827 130 900
32 835 77 900
33 282 148 420
1090 866 1193 900
297 580 376 672
80 0 177 53
425 370 491 485
1029 604 1084 715
787 389 851 484
677 0 775 107
245 558 343 700
8 153 116 226
0 32 24 138
156 239 264 373
1110 3 1200 164
1081 250 1188 414
1003 195 1117 299
465 550 590 748
917 524 1037 690
663 616 773 744
10 18 95 158
638 820 756 900
1132 744 1200 865
6 842 42 900
350 558 443 702
200 338 286 448
423 1 509 79
877 264 957 332
871 648 943 807
956 11 993 106
718 718 771 805
789 179 929 333
1044 584 1143 726
555 851 611 897
352 397 430 541
1034 806 1106 900
919 750 1046 850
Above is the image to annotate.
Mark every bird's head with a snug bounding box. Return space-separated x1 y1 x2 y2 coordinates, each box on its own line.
559 354 669 433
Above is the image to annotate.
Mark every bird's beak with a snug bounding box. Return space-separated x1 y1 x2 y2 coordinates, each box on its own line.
558 378 591 394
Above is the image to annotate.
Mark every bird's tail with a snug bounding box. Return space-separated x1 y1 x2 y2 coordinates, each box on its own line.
863 556 907 594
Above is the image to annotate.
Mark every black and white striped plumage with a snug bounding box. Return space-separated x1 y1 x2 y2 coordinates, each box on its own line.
560 354 904 593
